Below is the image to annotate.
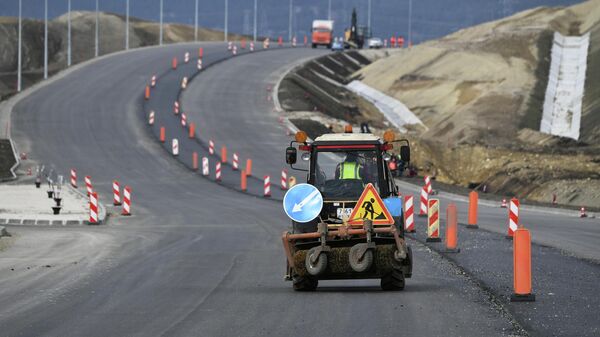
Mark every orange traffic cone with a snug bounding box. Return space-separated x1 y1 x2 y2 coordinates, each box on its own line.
445 203 460 253
510 226 535 302
467 191 479 229
580 207 587 218
501 198 507 208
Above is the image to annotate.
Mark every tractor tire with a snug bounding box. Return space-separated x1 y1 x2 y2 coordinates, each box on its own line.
292 274 318 291
348 245 374 273
305 247 328 276
403 246 413 278
381 268 405 291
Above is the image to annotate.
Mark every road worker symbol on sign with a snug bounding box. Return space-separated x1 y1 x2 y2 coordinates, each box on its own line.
348 183 395 226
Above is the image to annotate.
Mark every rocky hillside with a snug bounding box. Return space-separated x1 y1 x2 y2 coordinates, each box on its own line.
0 11 245 100
353 0 600 208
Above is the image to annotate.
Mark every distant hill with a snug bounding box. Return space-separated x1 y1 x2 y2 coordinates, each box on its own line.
0 11 245 99
0 0 584 43
356 0 600 207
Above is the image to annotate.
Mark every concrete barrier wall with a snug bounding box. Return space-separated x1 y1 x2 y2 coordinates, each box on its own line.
346 80 424 132
540 32 590 140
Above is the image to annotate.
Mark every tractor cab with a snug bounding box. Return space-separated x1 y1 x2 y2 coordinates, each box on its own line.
282 129 413 291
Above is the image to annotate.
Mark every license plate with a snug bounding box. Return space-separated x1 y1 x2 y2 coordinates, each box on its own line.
336 208 353 219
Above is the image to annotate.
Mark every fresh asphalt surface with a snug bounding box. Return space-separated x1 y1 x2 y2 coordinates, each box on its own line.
0 42 597 335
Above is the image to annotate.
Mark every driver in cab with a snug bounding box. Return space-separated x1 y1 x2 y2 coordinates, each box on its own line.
335 152 365 180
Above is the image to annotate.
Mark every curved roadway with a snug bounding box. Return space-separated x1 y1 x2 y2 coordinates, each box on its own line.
0 43 524 336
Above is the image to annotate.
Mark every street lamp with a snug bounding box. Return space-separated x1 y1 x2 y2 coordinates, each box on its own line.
44 0 48 79
95 0 99 57
126 0 130 50
17 0 22 92
159 0 163 45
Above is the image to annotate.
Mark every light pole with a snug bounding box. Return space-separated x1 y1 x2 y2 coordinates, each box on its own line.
328 0 332 20
367 0 371 36
288 0 293 42
95 0 99 57
17 0 22 92
253 0 257 42
44 0 48 79
125 0 130 50
408 0 412 46
159 0 163 45
194 0 198 41
67 0 71 67
224 0 228 42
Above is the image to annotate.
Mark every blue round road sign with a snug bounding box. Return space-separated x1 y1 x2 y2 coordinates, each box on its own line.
283 183 323 223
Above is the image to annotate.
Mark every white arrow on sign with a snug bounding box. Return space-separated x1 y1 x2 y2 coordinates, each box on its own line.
292 189 320 213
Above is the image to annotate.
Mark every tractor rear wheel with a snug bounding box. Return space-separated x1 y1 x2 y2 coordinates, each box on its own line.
292 274 318 291
381 268 405 291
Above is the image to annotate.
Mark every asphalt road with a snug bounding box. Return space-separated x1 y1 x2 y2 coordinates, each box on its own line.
1 42 597 336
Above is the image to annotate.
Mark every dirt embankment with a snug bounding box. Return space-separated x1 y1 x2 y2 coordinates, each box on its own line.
280 0 600 208
0 11 245 100
278 50 397 139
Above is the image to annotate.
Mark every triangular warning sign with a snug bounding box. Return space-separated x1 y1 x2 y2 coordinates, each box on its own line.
348 183 395 226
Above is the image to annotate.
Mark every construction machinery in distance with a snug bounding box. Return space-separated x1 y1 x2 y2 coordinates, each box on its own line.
282 130 412 291
344 8 370 49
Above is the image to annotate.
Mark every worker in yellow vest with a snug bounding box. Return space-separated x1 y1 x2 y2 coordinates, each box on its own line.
335 152 364 180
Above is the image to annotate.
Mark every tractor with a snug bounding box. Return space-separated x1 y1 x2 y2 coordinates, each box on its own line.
282 130 412 291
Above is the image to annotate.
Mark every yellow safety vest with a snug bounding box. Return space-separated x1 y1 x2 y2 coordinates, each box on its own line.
340 162 361 179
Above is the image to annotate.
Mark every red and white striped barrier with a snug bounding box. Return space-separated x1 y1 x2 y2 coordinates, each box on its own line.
419 186 428 216
181 113 187 127
250 42 254 52
151 75 157 88
292 36 297 47
501 198 507 208
424 175 433 194
85 175 93 195
89 192 99 224
197 58 203 70
172 139 179 156
228 41 233 50
202 157 209 176
507 198 519 238
209 140 215 155
263 38 270 49
215 162 222 182
181 76 188 89
174 101 180 114
281 169 288 190
404 195 415 233
113 180 121 206
580 207 587 218
70 169 77 188
148 110 155 125
426 198 441 242
232 153 239 170
264 175 271 197
184 52 190 63
233 45 238 55
122 186 131 216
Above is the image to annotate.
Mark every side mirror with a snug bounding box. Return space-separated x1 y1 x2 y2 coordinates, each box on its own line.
286 146 297 164
400 145 410 163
